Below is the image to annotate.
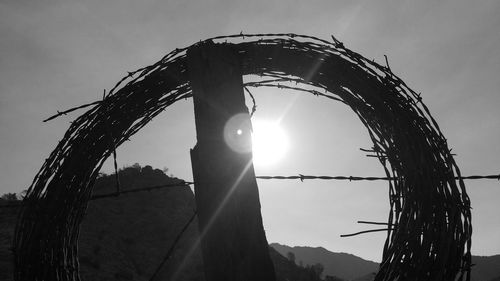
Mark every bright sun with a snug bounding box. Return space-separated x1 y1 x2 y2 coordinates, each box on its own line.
251 120 289 166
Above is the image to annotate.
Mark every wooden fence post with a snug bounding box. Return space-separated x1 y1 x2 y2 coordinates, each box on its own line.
187 41 276 281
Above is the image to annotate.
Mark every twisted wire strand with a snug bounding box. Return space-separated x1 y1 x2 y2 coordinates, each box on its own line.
2 172 496 209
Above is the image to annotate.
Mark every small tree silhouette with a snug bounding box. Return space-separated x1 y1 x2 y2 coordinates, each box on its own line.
312 263 324 277
1 193 18 201
325 275 345 281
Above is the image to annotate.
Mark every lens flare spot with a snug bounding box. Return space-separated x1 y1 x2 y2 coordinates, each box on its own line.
224 113 252 154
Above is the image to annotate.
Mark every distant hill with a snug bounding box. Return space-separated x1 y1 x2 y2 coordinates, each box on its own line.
271 243 378 281
470 255 500 281
78 165 203 281
271 243 500 281
0 200 19 281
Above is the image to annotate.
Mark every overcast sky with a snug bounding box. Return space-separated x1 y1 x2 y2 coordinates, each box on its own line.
1 0 499 262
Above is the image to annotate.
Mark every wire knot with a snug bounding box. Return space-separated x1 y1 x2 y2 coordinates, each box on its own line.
299 174 305 182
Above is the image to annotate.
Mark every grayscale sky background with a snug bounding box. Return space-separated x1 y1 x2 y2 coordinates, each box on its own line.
1 0 499 262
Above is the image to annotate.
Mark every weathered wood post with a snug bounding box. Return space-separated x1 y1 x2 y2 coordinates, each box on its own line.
187 41 276 281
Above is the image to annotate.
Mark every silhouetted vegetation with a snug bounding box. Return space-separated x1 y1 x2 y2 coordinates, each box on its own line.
0 193 18 201
324 276 346 281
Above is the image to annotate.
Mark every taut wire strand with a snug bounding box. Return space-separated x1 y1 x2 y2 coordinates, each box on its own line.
1 172 496 208
148 210 197 281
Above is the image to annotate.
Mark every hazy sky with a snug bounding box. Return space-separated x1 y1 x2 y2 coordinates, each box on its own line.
1 0 499 262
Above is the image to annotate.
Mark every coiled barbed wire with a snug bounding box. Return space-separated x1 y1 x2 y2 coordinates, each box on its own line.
14 33 471 281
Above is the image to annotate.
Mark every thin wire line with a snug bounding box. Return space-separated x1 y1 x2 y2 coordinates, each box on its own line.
89 181 194 200
148 210 197 281
340 228 392 238
255 173 500 181
1 173 497 208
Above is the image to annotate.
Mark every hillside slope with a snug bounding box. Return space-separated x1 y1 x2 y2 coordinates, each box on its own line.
470 255 500 281
0 201 19 281
79 165 203 281
271 243 500 281
271 243 378 281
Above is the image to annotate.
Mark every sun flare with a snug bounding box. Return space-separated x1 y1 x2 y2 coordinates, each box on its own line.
251 120 289 166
